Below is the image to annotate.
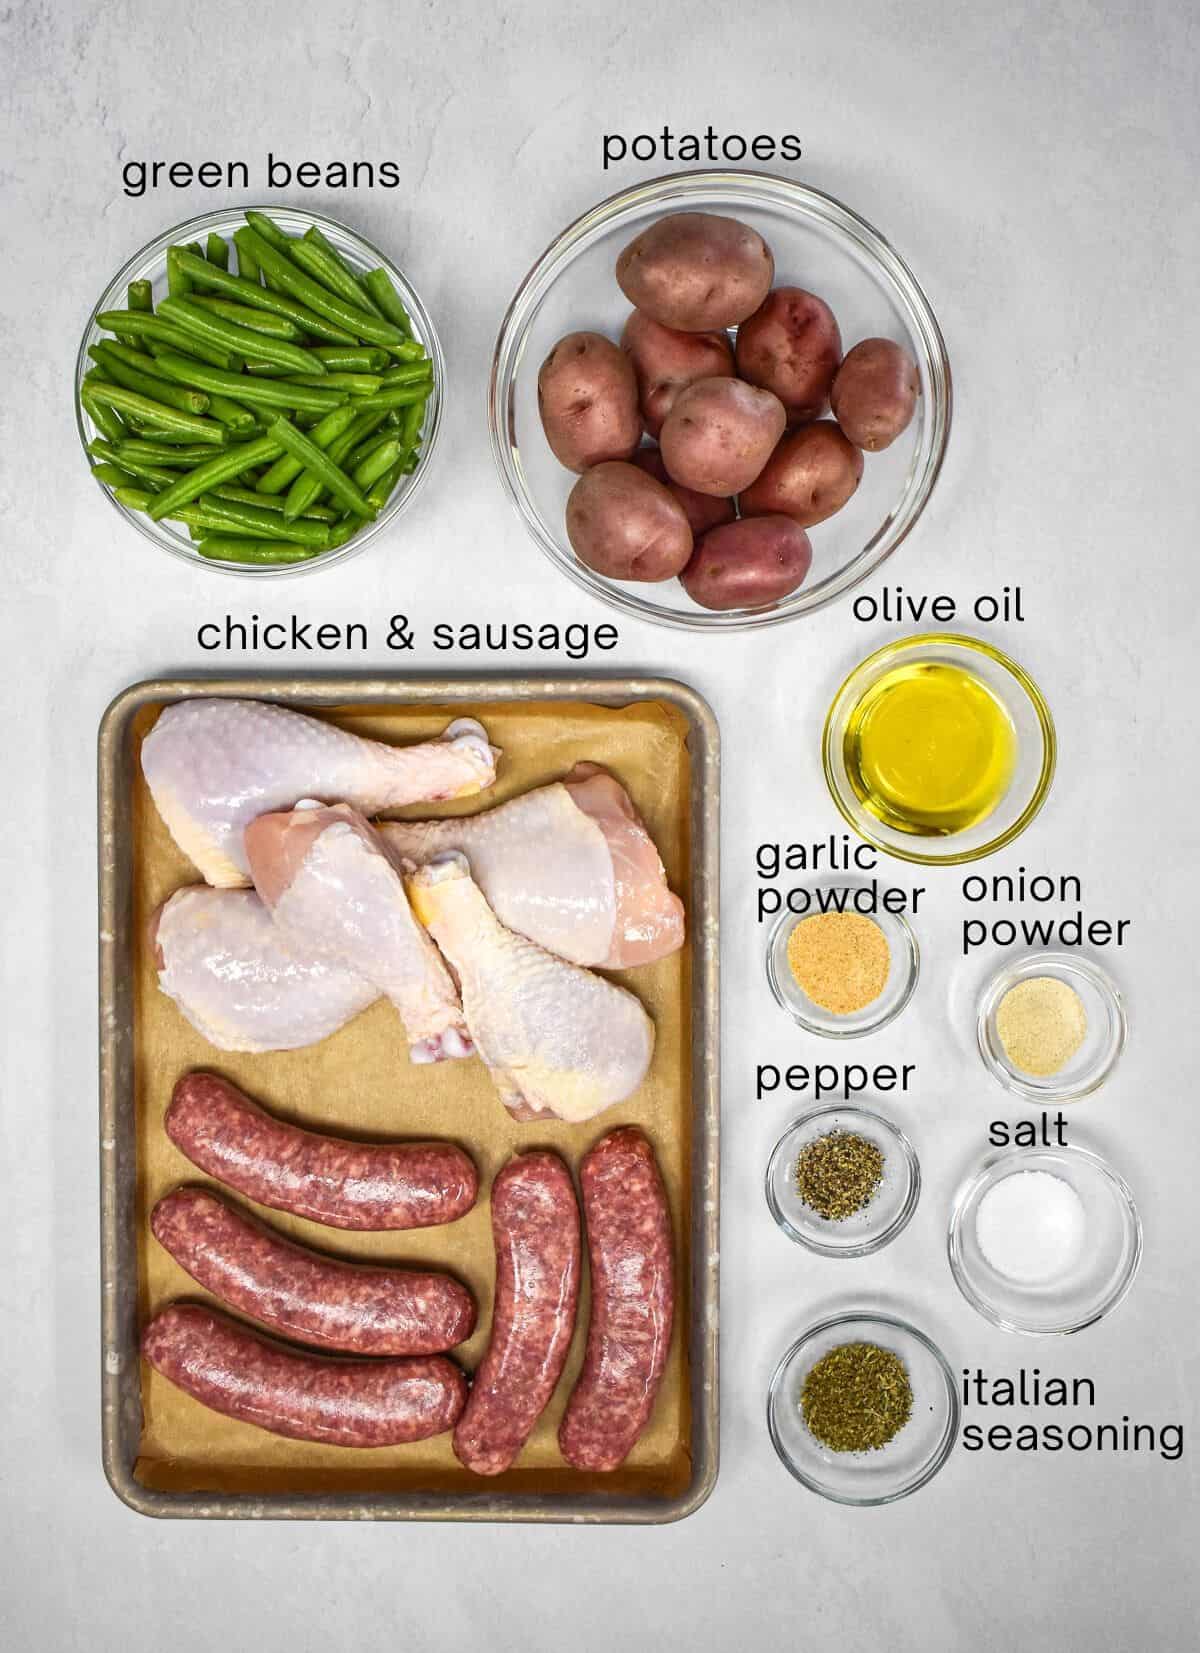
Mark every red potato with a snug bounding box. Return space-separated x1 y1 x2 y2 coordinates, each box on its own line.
735 288 842 422
630 447 735 538
832 337 920 451
739 421 864 528
620 310 734 437
538 331 642 473
659 377 786 498
565 460 694 582
616 212 775 331
680 515 813 611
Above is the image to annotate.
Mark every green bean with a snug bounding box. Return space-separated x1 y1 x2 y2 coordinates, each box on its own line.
80 387 128 443
280 409 387 516
213 484 337 520
148 434 284 520
115 440 220 467
166 246 192 297
95 310 236 369
158 295 327 376
233 228 406 349
244 210 293 251
149 352 347 415
349 383 432 412
193 493 330 546
205 232 230 269
89 442 178 487
173 249 358 345
311 346 389 372
301 226 383 312
269 415 376 518
254 402 363 494
128 279 153 313
290 237 383 319
283 372 383 395
363 268 414 338
184 242 204 258
91 461 132 487
88 343 211 413
187 296 304 340
237 239 261 284
351 436 401 491
387 339 428 363
381 362 434 386
83 375 227 444
366 458 404 511
198 537 324 565
343 428 398 468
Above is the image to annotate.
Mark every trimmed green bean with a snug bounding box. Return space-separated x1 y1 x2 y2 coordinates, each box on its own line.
187 296 304 340
83 376 227 444
184 242 204 258
366 458 404 511
115 440 220 467
213 484 337 520
301 225 383 313
128 279 153 313
291 238 384 318
244 210 293 251
149 351 347 415
381 362 434 386
311 346 389 372
363 268 414 338
88 343 210 413
158 295 327 376
89 441 178 487
148 434 284 520
166 246 192 297
198 537 324 565
237 240 262 284
387 339 428 363
283 372 383 395
173 249 358 344
269 415 376 519
233 228 406 349
91 462 133 487
398 397 426 466
350 384 432 412
280 409 387 516
193 492 330 546
95 310 236 369
81 387 128 444
205 232 230 269
351 436 401 491
254 402 363 494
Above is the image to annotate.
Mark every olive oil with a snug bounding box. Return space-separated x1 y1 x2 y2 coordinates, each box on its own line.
843 660 1017 836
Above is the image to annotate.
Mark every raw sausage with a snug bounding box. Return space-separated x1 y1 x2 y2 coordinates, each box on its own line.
141 1303 467 1447
164 1072 478 1231
453 1152 581 1476
559 1127 674 1471
151 1187 476 1355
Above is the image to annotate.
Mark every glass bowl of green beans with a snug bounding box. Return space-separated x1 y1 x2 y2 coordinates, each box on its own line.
74 207 444 577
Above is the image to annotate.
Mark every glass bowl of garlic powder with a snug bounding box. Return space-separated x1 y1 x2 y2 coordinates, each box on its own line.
977 951 1126 1102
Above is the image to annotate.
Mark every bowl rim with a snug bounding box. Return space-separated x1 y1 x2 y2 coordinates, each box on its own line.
946 1142 1143 1335
822 631 1058 865
489 167 952 632
764 1104 922 1257
764 893 920 1039
766 1308 960 1505
74 203 445 580
976 950 1128 1103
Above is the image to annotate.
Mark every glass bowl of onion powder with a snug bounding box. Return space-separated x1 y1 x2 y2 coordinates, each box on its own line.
977 951 1127 1102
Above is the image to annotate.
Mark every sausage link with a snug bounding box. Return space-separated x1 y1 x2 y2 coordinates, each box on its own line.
453 1152 581 1476
165 1071 478 1230
142 1303 467 1447
559 1127 674 1471
152 1187 476 1355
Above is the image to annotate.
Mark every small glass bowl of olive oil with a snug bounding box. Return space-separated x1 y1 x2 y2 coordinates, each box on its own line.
823 635 1055 865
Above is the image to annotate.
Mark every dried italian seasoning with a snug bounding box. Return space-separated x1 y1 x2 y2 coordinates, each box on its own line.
800 1342 913 1453
795 1130 884 1221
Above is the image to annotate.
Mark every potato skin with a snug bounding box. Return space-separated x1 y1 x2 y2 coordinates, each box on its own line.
538 331 642 473
831 337 920 451
680 516 813 611
659 377 787 498
734 288 842 422
616 213 775 332
631 447 735 538
621 310 734 437
565 461 693 582
739 421 864 527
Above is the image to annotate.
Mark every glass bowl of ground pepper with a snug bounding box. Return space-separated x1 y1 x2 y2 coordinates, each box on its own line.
767 1311 959 1504
767 1105 920 1256
977 951 1127 1102
766 891 919 1037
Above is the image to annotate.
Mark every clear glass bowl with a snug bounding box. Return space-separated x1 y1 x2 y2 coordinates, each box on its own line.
489 170 951 631
823 633 1056 865
977 952 1127 1103
75 206 444 578
948 1145 1142 1335
765 1106 920 1257
765 890 919 1037
767 1311 959 1505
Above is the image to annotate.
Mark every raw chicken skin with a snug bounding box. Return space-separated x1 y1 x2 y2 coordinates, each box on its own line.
379 763 684 968
407 853 655 1123
142 699 498 889
245 803 470 1064
152 886 377 1053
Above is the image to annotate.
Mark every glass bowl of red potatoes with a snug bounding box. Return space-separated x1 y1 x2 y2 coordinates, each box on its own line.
490 170 951 631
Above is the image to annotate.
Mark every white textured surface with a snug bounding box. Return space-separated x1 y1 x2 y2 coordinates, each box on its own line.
2 0 1198 1647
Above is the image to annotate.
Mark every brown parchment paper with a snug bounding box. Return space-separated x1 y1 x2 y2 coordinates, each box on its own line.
131 696 694 1501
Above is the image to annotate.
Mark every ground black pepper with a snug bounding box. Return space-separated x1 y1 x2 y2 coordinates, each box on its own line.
795 1130 884 1220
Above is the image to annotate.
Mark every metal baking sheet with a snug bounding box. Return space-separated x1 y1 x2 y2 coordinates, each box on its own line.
98 675 719 1522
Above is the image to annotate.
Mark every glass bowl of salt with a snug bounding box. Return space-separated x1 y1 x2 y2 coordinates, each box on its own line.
948 1144 1142 1335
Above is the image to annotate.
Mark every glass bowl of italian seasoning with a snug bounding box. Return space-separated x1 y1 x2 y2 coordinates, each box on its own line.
766 1105 920 1256
767 1311 959 1504
977 952 1127 1102
765 893 919 1037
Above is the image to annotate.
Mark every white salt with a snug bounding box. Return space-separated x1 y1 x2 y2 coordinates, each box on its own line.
975 1171 1087 1284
